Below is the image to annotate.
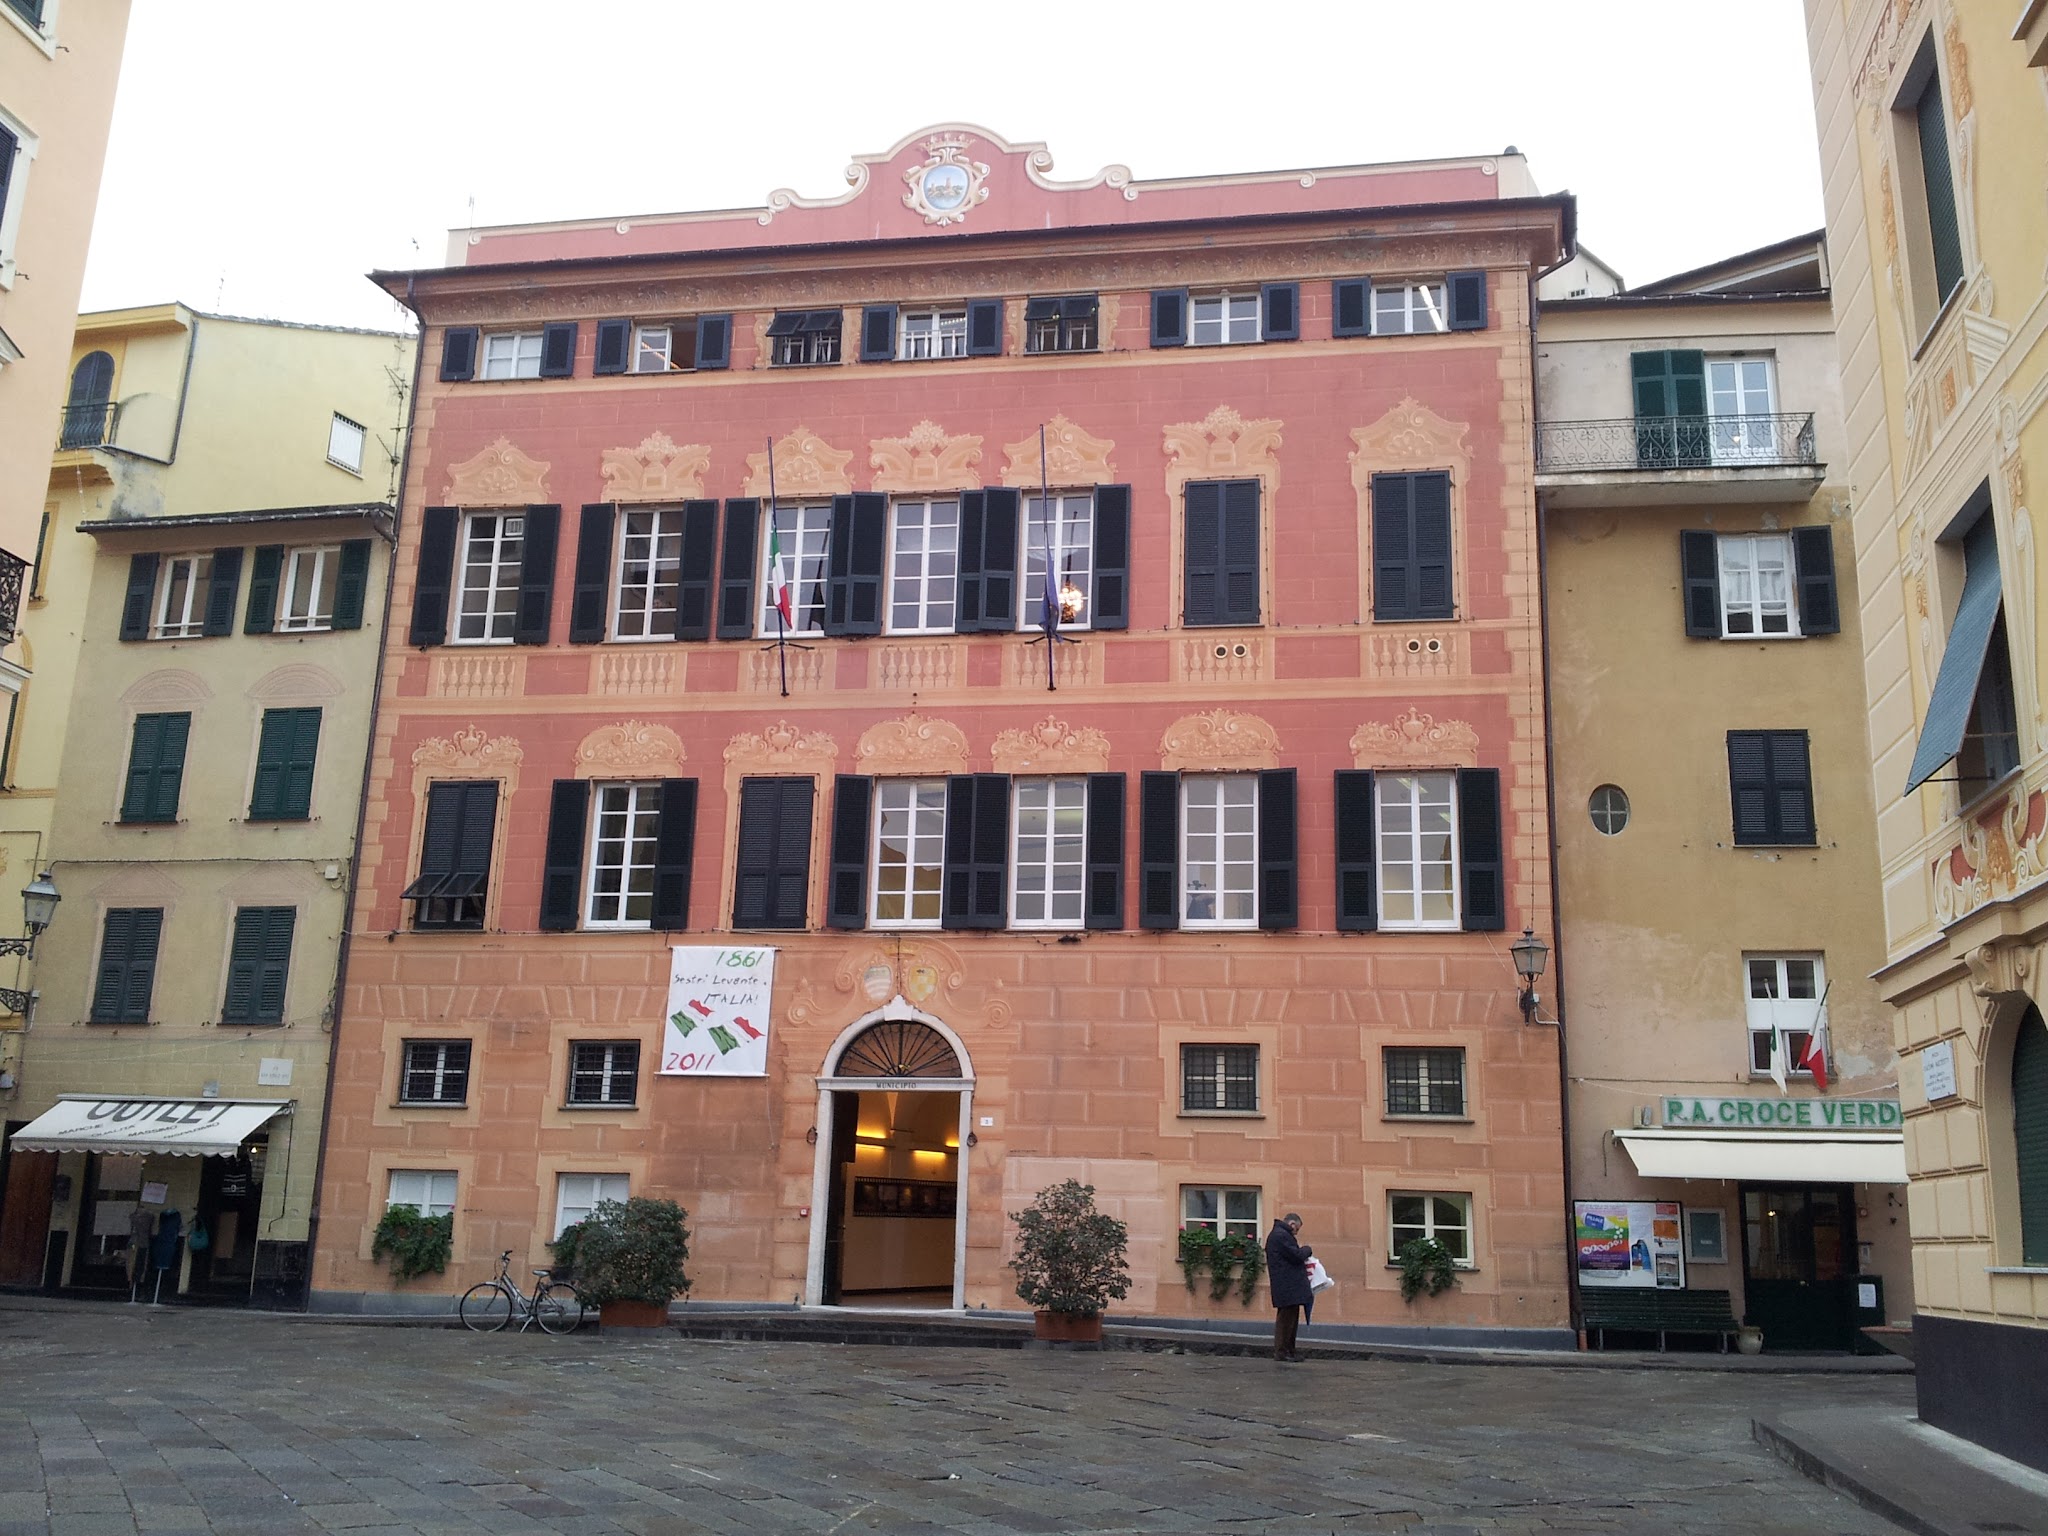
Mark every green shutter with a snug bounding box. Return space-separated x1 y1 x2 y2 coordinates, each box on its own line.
331 538 372 630
1916 71 1965 304
245 545 283 634
2016 1015 2048 1266
91 907 163 1024
223 906 295 1025
250 707 320 821
121 712 190 824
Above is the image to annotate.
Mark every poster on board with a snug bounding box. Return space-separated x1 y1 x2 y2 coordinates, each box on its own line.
1574 1200 1685 1288
659 946 775 1077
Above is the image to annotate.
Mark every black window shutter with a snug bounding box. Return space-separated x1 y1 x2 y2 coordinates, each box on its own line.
1792 526 1840 636
1373 475 1415 620
539 322 577 378
980 489 1020 629
1257 768 1298 930
119 553 159 641
514 504 560 645
410 508 459 646
202 548 243 637
827 775 873 930
439 327 478 382
650 778 698 931
955 491 987 632
1183 481 1223 625
1772 732 1816 845
458 781 500 889
243 545 282 635
694 314 732 370
967 298 1003 356
1220 479 1261 625
1333 278 1372 338
331 539 372 630
1139 771 1180 930
942 775 1009 930
539 778 590 931
1085 773 1125 929
1334 770 1378 931
568 503 616 644
734 777 815 930
860 305 898 363
674 500 719 640
826 493 887 636
415 782 462 883
1457 767 1506 931
1150 289 1188 348
1679 530 1722 638
716 499 760 639
1447 270 1489 331
1262 282 1300 342
1728 732 1778 844
1092 484 1131 630
1412 472 1453 620
594 319 631 375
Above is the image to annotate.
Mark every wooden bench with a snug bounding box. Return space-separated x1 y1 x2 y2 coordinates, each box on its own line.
1581 1288 1739 1351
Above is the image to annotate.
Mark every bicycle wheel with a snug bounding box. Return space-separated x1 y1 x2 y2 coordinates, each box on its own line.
534 1281 588 1335
459 1281 514 1332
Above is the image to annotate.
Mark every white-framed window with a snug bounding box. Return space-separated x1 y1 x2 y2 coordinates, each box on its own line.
900 308 967 360
1011 777 1086 928
1377 771 1459 931
613 507 684 639
480 331 545 380
1374 281 1448 335
153 554 213 639
554 1173 629 1239
1181 1044 1258 1113
327 414 366 475
1182 1185 1261 1241
873 779 945 928
768 311 841 367
1389 1192 1473 1265
887 499 959 633
278 545 340 632
0 106 39 289
633 323 691 374
399 1040 471 1106
1707 356 1779 464
1181 775 1257 929
1383 1047 1465 1116
1190 292 1259 346
568 1041 639 1106
455 512 523 643
1746 953 1823 1076
1020 493 1093 631
760 502 831 637
1717 532 1798 638
387 1169 456 1218
585 783 660 928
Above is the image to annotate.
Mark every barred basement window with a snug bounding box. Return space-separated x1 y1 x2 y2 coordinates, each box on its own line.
568 1041 639 1107
1182 1044 1258 1113
1384 1047 1465 1116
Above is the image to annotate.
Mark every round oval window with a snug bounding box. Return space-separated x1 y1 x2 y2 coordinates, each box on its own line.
1588 785 1630 835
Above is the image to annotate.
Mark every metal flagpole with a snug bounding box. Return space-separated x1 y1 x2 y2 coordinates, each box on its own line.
768 435 788 699
1041 423 1056 692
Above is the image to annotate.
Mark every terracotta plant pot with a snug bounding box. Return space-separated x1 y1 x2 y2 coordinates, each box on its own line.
598 1299 670 1331
1033 1309 1103 1343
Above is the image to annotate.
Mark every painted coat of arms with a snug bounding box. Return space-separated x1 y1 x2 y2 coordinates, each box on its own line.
904 134 990 226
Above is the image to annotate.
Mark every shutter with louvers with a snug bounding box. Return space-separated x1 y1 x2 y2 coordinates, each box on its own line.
1770 732 1816 844
955 491 988 632
568 504 615 644
440 327 478 382
1727 732 1775 844
1457 768 1505 931
514 504 559 645
250 707 320 820
1334 770 1377 931
695 314 732 370
860 305 898 363
1916 72 1965 304
1220 480 1261 625
980 489 1019 629
1085 773 1125 929
825 494 887 637
223 907 295 1024
2014 1013 2048 1266
282 708 321 819
202 548 243 636
1184 481 1223 626
827 776 872 930
967 298 1003 356
1680 530 1722 637
0 124 15 227
454 781 498 901
1258 768 1298 930
1447 270 1488 331
244 545 282 635
734 777 815 930
1333 278 1372 338
253 907 295 1022
415 783 464 886
1139 771 1180 930
594 319 631 375
539 779 590 931
120 553 159 641
941 775 1009 930
410 508 459 646
539 322 577 378
674 500 718 640
1412 472 1452 620
1150 289 1188 348
1632 351 1709 467
650 778 697 931
1372 474 1415 620
92 908 164 1024
715 499 759 639
122 713 190 824
331 538 372 630
1261 283 1300 342
1092 485 1131 630
1792 525 1840 636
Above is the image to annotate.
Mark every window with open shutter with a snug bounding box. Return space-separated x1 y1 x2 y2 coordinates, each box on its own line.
716 499 760 639
828 776 873 930
1139 771 1180 930
825 494 887 636
1334 770 1377 931
221 906 295 1025
1084 773 1125 929
410 508 459 646
249 707 321 821
1911 51 1965 307
119 553 160 641
404 781 498 930
649 778 697 932
733 777 814 930
121 712 190 824
1372 472 1453 621
1257 768 1298 930
90 908 164 1024
1727 730 1815 846
942 775 1009 930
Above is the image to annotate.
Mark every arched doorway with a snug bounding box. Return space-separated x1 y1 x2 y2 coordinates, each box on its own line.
807 1002 973 1308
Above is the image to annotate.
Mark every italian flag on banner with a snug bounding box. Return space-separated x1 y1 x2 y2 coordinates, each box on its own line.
769 519 792 628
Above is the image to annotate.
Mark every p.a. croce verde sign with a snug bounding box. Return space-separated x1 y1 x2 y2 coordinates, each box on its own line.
1662 1096 1902 1131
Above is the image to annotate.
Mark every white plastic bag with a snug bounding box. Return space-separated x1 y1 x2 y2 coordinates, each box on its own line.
1306 1256 1336 1292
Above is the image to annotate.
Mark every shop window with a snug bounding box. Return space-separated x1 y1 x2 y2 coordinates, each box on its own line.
220 906 295 1026
872 779 946 928
119 712 190 825
386 1169 456 1219
400 1040 471 1106
1745 954 1823 1077
402 780 498 931
1182 1186 1261 1241
1389 1192 1473 1265
1383 1047 1465 1116
731 776 813 930
89 907 163 1024
1011 777 1086 928
555 1173 629 1238
1181 1043 1258 1113
248 707 321 821
568 1041 639 1107
887 499 959 633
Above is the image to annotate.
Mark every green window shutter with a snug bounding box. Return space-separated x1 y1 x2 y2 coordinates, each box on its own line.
250 707 320 821
1631 351 1673 419
331 538 373 630
122 712 190 824
92 907 163 1024
244 545 283 634
2015 1014 2048 1266
1915 72 1965 304
223 906 295 1025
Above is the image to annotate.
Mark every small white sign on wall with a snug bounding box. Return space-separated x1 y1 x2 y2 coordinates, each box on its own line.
257 1058 293 1087
1921 1040 1957 1102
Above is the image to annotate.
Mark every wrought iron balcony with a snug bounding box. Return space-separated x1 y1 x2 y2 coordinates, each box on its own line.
1536 413 1817 473
0 547 27 645
57 400 116 451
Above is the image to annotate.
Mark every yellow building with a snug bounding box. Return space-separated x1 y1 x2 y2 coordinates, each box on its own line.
1539 234 1908 1354
1806 0 2048 1469
0 306 410 1305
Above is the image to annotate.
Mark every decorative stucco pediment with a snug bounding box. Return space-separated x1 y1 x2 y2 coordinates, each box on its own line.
1350 707 1481 768
855 715 969 776
990 715 1111 774
745 428 855 499
724 720 839 773
1159 709 1281 771
1001 415 1117 488
599 433 712 501
411 724 524 775
1163 406 1282 486
869 421 984 495
574 720 686 779
444 437 550 505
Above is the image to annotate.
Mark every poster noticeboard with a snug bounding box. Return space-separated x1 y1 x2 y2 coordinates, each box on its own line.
1574 1200 1685 1289
659 946 775 1077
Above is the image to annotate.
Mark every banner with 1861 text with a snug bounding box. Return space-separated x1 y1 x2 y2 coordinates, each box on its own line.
660 946 775 1077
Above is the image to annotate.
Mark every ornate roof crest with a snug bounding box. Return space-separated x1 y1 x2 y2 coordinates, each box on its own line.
903 134 991 227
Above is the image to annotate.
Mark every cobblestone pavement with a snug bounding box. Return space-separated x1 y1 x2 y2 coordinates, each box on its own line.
0 1302 1907 1535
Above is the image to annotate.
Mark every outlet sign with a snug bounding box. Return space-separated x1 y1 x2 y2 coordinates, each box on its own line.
1661 1096 1902 1131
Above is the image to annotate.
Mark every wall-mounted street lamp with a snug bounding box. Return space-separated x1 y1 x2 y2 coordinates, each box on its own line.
1510 927 1550 1024
0 871 59 960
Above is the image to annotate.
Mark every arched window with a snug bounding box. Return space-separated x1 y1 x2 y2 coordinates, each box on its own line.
60 350 114 449
2016 1011 2048 1265
835 1020 960 1078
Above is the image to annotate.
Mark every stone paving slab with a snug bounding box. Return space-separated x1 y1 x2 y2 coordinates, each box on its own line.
0 1300 1910 1534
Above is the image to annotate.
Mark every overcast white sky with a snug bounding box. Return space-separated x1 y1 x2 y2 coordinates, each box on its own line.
80 1 1825 333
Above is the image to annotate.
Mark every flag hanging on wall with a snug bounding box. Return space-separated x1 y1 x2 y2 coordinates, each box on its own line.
768 518 793 629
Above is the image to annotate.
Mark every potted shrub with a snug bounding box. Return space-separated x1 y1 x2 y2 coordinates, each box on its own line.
1009 1179 1130 1343
1396 1237 1458 1302
572 1197 691 1330
371 1203 452 1283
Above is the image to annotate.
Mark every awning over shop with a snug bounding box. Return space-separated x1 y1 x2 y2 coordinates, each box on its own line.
8 1096 291 1157
1617 1130 1907 1185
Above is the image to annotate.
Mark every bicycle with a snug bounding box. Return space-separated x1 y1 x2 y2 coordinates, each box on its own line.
459 1250 589 1334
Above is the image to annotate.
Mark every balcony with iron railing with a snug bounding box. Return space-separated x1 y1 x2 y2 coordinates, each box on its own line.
1535 412 1823 507
57 399 118 452
0 547 28 646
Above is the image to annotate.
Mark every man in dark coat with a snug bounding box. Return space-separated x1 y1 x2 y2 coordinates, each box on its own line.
1265 1213 1312 1361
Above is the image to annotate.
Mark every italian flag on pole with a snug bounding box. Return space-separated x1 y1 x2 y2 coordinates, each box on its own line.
769 519 793 628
